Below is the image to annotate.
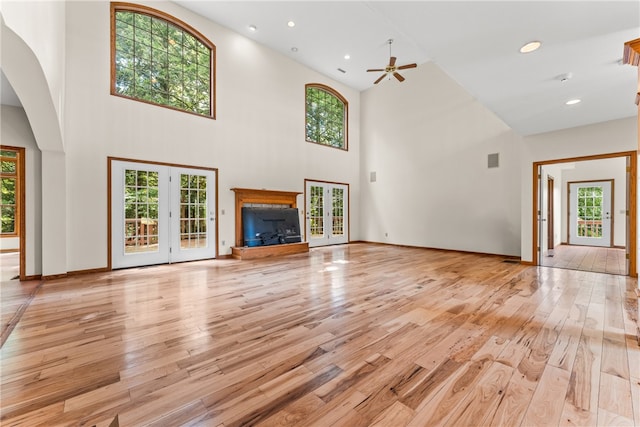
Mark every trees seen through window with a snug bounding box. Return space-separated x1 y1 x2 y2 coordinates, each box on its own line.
305 84 348 150
112 3 215 118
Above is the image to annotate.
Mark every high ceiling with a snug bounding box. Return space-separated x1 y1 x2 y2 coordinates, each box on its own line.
174 1 639 136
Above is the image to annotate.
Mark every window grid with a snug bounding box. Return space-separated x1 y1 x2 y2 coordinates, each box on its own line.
310 186 324 237
332 188 344 236
305 84 347 150
124 170 159 253
1 149 18 235
576 186 603 238
180 174 208 249
112 4 214 118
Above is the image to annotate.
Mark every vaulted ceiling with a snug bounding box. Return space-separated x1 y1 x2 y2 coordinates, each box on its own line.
174 1 640 136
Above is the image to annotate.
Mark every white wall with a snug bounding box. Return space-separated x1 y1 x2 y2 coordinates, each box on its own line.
360 62 522 256
521 116 638 265
61 1 361 271
0 1 66 123
0 105 42 275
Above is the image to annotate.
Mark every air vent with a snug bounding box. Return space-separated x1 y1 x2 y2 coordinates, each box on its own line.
488 153 499 168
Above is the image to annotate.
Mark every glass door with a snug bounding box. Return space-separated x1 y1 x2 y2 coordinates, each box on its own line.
111 160 216 269
170 167 216 263
569 180 612 247
112 161 169 268
305 180 348 247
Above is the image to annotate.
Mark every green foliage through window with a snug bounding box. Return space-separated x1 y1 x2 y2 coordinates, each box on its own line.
305 84 347 150
112 4 214 117
577 186 603 238
124 169 160 252
1 149 18 235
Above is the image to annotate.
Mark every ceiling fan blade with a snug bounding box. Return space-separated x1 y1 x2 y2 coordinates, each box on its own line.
393 72 405 82
397 63 417 70
389 56 397 67
374 73 387 84
367 68 385 72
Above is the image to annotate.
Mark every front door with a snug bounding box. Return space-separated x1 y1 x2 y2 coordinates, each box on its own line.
111 160 216 269
305 180 348 247
569 180 612 247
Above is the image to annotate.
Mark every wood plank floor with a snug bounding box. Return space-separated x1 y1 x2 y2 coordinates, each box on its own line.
1 243 638 426
540 245 626 276
1 252 40 347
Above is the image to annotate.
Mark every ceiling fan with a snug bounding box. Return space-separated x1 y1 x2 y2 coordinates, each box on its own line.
367 39 417 84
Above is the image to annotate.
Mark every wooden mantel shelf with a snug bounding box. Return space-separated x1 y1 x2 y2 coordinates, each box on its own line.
230 188 308 260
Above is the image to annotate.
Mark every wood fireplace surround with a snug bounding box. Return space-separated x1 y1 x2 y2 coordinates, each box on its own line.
230 188 309 260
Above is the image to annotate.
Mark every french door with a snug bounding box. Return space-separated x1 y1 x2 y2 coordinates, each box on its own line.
305 180 348 247
568 180 612 247
111 160 216 269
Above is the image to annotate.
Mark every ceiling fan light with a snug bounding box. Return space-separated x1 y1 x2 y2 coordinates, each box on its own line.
520 41 541 53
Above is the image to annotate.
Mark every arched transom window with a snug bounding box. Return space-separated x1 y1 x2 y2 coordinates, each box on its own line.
111 2 215 118
305 84 348 150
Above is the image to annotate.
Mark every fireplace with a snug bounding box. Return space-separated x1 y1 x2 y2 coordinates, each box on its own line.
230 188 309 259
242 207 301 247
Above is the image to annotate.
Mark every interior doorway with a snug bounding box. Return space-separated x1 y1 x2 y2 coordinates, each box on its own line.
547 176 555 252
533 152 636 277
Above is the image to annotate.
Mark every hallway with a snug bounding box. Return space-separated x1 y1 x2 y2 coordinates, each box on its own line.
540 245 626 275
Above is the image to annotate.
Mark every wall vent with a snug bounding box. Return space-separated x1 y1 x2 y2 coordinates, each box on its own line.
488 153 499 168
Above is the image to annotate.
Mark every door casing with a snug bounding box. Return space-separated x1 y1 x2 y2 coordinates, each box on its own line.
304 179 349 247
532 151 637 277
108 157 218 269
567 179 613 247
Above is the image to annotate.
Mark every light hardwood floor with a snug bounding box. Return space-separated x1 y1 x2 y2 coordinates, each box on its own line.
1 243 638 426
1 252 40 347
540 245 626 276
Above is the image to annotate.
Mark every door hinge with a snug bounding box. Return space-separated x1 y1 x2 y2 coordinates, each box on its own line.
626 166 631 172
626 253 630 259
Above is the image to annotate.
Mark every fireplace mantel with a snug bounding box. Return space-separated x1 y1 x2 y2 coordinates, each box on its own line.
230 188 309 259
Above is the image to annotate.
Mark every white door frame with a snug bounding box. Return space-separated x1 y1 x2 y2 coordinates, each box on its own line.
170 167 217 263
568 180 613 247
305 180 349 247
109 158 217 269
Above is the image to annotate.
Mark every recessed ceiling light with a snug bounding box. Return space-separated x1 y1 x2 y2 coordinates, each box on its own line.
565 99 581 105
287 21 295 28
344 54 350 60
248 25 257 32
520 41 541 53
291 47 298 53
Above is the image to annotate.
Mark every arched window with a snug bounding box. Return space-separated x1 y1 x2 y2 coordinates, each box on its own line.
111 3 215 118
305 84 348 150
